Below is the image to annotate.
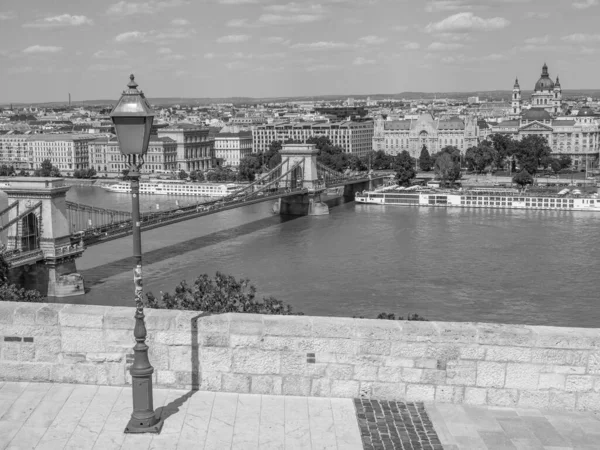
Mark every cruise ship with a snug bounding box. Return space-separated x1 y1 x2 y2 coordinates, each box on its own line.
103 179 244 197
355 186 600 212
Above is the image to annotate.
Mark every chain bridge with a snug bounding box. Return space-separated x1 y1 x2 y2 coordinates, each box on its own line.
0 144 390 297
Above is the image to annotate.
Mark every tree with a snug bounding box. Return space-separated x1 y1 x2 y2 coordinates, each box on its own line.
263 141 282 170
465 142 495 174
0 165 16 176
559 155 572 170
394 151 416 187
0 253 45 302
18 169 29 177
549 158 562 176
33 159 61 177
144 272 303 315
513 169 533 188
513 135 552 175
239 155 262 182
418 146 432 172
178 169 188 180
433 146 462 185
121 169 130 180
489 134 516 171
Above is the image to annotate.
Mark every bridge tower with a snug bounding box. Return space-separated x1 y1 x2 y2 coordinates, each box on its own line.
2 178 85 297
275 144 329 216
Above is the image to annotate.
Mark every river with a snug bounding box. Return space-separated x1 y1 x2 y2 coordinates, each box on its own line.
3 185 599 328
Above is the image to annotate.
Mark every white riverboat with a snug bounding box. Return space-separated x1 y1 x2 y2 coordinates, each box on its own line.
103 179 244 197
355 186 600 212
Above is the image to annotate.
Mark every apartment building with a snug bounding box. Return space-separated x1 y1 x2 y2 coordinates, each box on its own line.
214 131 253 168
157 123 215 172
0 132 30 170
27 134 97 174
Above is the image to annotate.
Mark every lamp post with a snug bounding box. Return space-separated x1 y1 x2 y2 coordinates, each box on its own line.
110 75 162 434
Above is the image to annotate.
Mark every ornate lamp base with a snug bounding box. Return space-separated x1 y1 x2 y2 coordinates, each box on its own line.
124 416 163 434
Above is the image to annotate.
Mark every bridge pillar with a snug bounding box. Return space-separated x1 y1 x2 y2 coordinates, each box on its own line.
280 144 319 190
3 178 85 298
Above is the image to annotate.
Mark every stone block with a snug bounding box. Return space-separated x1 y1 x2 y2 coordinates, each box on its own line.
531 349 588 366
401 368 423 383
330 380 359 398
281 353 308 376
390 342 428 358
459 346 486 360
588 352 600 374
425 345 460 362
230 334 263 348
157 370 177 386
103 329 134 348
446 360 477 386
371 382 406 400
549 392 576 410
565 375 594 392
435 386 464 404
144 309 178 331
282 376 311 396
61 328 105 353
174 311 203 332
311 378 332 397
229 314 264 336
355 319 400 341
1 345 19 361
540 364 586 375
476 361 506 388
358 340 390 356
35 306 60 326
434 322 478 344
406 384 435 401
35 337 62 362
263 316 311 337
0 302 16 324
232 349 280 374
200 371 222 391
538 373 566 390
222 373 250 393
85 353 123 363
0 362 52 381
154 332 190 346
2 324 59 338
576 392 600 411
200 332 229 348
477 324 534 347
386 358 416 368
13 304 43 324
534 326 600 349
415 359 438 369
325 364 354 380
169 346 193 371
487 388 518 407
464 387 487 405
201 348 232 372
261 336 303 352
104 309 135 330
377 366 402 383
251 375 282 395
400 321 439 342
485 346 532 362
147 344 169 370
594 377 600 393
353 365 378 381
505 363 540 390
59 304 105 328
312 316 355 338
518 391 550 409
105 363 126 385
307 338 356 355
421 369 446 384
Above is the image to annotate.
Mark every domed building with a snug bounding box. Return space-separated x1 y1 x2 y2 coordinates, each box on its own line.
511 63 562 117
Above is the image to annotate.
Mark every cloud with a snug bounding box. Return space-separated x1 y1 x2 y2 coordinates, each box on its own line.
425 12 510 33
402 42 420 50
572 0 598 9
525 11 550 19
0 11 16 20
353 56 375 65
218 0 262 3
171 18 189 25
264 3 326 13
23 14 93 28
204 53 215 59
225 61 249 70
263 36 290 44
524 35 550 44
107 0 188 16
89 63 130 72
22 45 63 54
7 66 33 74
291 41 351 50
157 47 172 54
93 49 127 58
115 28 195 43
305 64 339 72
435 52 507 64
561 33 600 43
227 18 253 27
216 34 251 43
258 14 325 24
427 42 465 50
392 25 409 31
343 18 363 24
425 0 530 12
358 35 387 45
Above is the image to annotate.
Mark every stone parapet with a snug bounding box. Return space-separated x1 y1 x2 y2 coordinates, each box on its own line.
1 302 600 411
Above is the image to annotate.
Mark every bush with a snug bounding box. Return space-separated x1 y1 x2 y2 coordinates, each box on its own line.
0 253 45 302
144 272 303 315
376 313 427 321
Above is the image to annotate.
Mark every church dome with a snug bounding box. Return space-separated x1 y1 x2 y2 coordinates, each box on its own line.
534 63 554 91
577 106 597 117
523 107 552 121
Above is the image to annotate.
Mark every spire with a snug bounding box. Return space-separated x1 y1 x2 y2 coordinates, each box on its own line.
555 75 561 88
514 77 520 89
542 63 549 76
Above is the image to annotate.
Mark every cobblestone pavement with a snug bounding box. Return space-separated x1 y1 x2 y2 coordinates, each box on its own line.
1 381 600 449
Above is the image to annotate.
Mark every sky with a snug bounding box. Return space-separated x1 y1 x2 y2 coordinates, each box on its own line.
0 0 599 103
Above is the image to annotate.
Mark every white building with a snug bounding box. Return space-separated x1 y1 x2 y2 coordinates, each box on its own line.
214 131 253 168
27 134 97 174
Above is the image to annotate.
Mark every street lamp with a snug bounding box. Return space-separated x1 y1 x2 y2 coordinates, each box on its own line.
110 74 162 434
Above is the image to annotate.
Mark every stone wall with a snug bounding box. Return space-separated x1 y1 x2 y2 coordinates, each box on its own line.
1 302 599 411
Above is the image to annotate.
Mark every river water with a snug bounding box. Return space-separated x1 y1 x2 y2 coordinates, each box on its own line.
2 185 599 328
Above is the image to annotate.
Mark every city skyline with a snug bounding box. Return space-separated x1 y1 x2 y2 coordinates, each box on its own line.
1 0 599 103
